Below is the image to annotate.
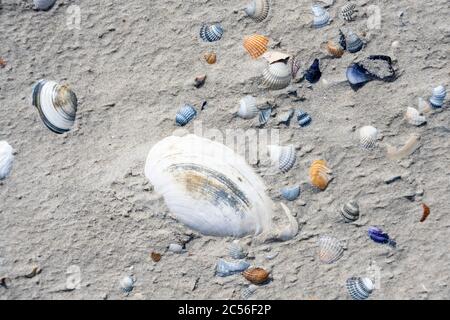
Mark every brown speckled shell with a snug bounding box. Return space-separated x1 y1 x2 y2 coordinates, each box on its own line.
243 267 269 284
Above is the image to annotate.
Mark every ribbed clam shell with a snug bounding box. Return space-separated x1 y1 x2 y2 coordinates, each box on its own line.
237 96 258 119
305 59 321 83
346 31 363 53
297 110 312 127
244 0 270 22
229 240 247 260
199 23 224 42
175 104 197 126
429 85 446 107
243 267 270 284
318 235 344 264
281 185 300 201
262 62 291 90
359 126 377 149
243 34 269 59
0 141 14 180
34 0 56 11
346 277 374 300
258 107 272 126
340 3 356 21
340 200 359 222
120 276 134 293
267 144 296 173
204 52 217 64
311 5 330 28
241 285 258 300
405 107 426 126
309 160 332 190
216 259 250 277
31 79 78 134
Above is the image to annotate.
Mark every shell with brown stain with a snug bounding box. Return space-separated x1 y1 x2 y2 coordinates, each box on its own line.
204 52 217 64
243 34 269 59
309 160 332 190
243 267 270 284
151 252 161 262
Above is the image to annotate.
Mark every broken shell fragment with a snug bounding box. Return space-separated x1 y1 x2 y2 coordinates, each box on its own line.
305 59 321 83
216 259 250 277
420 203 430 222
262 51 290 64
0 141 14 180
34 0 56 11
405 107 426 126
386 134 420 160
119 276 134 293
258 107 272 126
311 5 330 28
368 226 396 247
281 185 300 201
243 267 270 284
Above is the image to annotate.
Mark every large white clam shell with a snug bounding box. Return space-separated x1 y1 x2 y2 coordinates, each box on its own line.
359 126 378 150
262 62 291 90
0 141 14 180
145 134 297 239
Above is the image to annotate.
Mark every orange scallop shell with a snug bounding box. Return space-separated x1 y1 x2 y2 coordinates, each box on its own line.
243 35 269 59
420 203 430 222
243 267 270 284
326 41 344 58
204 52 217 64
309 160 332 190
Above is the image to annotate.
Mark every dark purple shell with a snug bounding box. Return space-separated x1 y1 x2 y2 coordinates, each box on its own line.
368 227 396 247
305 59 321 83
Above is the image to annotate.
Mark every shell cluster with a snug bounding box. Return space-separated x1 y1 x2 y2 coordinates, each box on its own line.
309 160 332 190
0 141 14 180
318 235 344 264
346 277 374 300
280 185 300 201
31 79 78 134
200 23 224 42
244 0 270 22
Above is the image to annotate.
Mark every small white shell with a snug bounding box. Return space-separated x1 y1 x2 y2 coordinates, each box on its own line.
405 107 426 126
318 235 344 264
346 277 374 300
311 5 330 28
34 0 56 11
359 126 378 150
244 0 270 22
429 85 446 107
168 243 184 253
0 141 14 180
237 96 259 119
229 240 247 260
119 276 134 293
267 144 296 173
262 62 292 90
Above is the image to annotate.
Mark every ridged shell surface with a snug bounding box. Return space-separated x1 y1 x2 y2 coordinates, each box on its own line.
429 85 446 107
340 200 359 222
244 35 269 59
346 31 363 53
346 277 374 300
238 96 258 119
244 0 270 22
200 23 224 42
312 5 330 28
309 160 332 190
262 62 291 90
318 235 344 264
405 107 426 126
267 145 296 173
359 126 378 149
340 3 356 21
175 104 197 126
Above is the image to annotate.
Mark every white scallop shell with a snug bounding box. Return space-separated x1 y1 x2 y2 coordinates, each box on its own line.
346 277 374 300
359 126 378 150
318 235 344 264
244 0 270 22
237 96 258 119
0 141 14 180
145 134 297 240
311 5 330 28
34 0 56 10
262 62 292 90
267 144 296 173
405 107 426 126
429 85 446 107
229 240 247 259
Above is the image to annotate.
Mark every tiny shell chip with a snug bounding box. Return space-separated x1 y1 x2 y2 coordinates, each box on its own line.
258 107 272 126
243 267 270 284
405 107 426 126
151 252 161 262
318 235 344 264
168 243 184 253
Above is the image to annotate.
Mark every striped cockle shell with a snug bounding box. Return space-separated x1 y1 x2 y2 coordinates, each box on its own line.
33 0 56 11
31 79 78 134
262 62 291 90
340 200 360 222
244 0 270 22
359 126 378 149
346 277 374 300
175 104 197 126
243 267 270 284
0 141 14 180
297 110 312 127
309 160 332 190
237 95 259 119
405 107 426 126
311 5 330 28
340 3 356 21
199 23 224 42
267 144 296 173
318 235 344 264
346 30 364 53
243 34 269 59
281 185 300 201
229 240 248 260
429 85 446 108
204 52 217 64
145 134 298 240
